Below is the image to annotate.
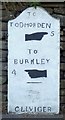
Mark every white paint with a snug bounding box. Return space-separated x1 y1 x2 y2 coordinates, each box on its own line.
8 7 60 114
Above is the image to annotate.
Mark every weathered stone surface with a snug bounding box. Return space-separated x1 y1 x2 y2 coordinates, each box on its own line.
2 22 8 31
0 4 2 10
63 17 65 27
0 50 2 58
52 14 65 27
0 84 7 92
1 113 64 120
2 93 7 102
0 57 7 62
0 10 15 22
0 62 7 71
63 51 65 56
0 85 2 92
44 8 53 14
60 31 64 36
0 71 7 76
0 50 7 58
60 70 65 79
60 56 65 63
60 42 65 49
61 96 65 104
0 106 2 113
2 102 7 113
61 80 65 89
0 92 2 101
54 8 65 15
61 89 65 96
42 3 65 8
0 21 2 30
60 63 65 70
0 31 8 39
63 28 65 31
2 10 12 18
0 41 7 50
0 71 2 76
0 76 7 85
61 36 65 41
61 105 65 113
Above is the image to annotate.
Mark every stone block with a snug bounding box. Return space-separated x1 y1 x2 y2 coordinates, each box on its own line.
0 62 7 71
52 14 65 27
0 71 7 76
61 105 65 113
0 4 2 10
60 70 65 79
2 93 7 102
0 41 7 50
1 10 15 22
42 3 65 8
0 57 7 62
2 102 7 113
60 42 65 50
0 103 2 113
60 56 65 63
2 22 8 31
54 8 65 15
44 8 53 14
61 36 65 42
61 80 65 89
0 50 7 58
0 84 7 92
0 31 8 39
61 96 65 104
0 21 2 30
60 31 64 36
60 89 65 96
0 76 7 85
63 51 65 57
1 114 64 120
60 63 65 70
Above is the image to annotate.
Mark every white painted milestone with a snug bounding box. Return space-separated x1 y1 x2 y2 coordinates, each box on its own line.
8 7 60 114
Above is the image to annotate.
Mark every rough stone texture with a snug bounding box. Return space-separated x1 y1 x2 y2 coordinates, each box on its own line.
0 76 7 85
61 63 65 70
61 36 65 41
1 114 64 119
0 62 7 71
42 3 65 8
0 31 8 39
61 96 65 104
2 22 8 31
0 85 7 92
0 4 2 10
54 8 65 15
0 41 7 50
44 8 53 14
61 89 65 96
52 14 65 27
1 50 7 58
61 80 65 89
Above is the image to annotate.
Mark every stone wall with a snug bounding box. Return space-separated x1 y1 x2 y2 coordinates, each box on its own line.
0 2 65 116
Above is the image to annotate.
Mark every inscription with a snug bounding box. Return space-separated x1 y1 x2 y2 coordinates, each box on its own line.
15 106 51 113
14 59 50 65
10 22 52 29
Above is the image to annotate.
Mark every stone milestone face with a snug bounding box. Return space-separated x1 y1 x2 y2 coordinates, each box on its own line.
8 7 60 114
